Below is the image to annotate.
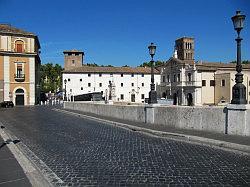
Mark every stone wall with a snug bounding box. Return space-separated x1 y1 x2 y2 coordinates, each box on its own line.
66 102 146 123
64 102 250 136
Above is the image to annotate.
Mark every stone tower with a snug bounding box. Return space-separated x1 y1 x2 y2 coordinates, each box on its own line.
175 37 194 61
63 50 84 70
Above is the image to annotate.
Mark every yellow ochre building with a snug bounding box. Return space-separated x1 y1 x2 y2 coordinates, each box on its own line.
0 24 41 105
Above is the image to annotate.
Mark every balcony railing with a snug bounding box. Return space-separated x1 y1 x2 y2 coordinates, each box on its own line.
14 74 25 82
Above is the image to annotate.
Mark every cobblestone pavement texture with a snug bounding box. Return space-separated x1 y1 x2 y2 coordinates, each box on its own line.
0 106 249 186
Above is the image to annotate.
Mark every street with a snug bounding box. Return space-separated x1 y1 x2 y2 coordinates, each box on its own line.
0 106 249 186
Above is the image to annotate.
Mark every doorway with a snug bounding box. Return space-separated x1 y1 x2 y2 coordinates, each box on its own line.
15 88 25 105
187 93 193 106
131 94 135 102
173 93 177 105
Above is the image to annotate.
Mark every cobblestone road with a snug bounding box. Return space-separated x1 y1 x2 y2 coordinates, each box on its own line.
0 106 249 186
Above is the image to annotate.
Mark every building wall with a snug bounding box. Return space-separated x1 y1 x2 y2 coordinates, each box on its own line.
0 55 3 102
63 72 160 103
64 53 83 70
214 73 231 104
0 32 40 105
0 36 35 53
201 72 215 104
214 71 250 105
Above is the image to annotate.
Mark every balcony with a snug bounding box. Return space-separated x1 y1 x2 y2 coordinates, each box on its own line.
14 74 25 82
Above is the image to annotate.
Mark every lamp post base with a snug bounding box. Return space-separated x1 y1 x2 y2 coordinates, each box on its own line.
231 83 247 104
148 90 157 104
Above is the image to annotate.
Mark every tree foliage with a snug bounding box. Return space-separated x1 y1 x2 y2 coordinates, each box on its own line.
40 63 63 93
230 60 250 64
139 60 165 67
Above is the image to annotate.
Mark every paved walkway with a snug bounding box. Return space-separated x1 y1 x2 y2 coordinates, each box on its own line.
63 108 250 152
0 136 31 187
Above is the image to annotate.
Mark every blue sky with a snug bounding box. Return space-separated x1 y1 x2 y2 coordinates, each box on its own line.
0 0 249 67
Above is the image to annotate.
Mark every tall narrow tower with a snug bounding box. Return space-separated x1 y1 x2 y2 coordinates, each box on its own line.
175 37 194 62
63 50 84 70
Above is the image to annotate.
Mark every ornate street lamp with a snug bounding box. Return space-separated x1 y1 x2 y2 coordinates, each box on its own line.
64 79 67 101
148 42 157 104
231 11 247 104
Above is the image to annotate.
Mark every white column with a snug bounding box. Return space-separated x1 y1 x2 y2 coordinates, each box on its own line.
4 56 10 101
29 57 35 105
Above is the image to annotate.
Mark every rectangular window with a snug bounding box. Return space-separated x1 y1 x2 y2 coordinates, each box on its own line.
68 78 70 81
162 76 165 82
121 73 123 77
202 80 206 86
177 74 180 82
131 83 134 87
142 83 144 87
249 81 250 86
131 73 134 77
81 87 83 90
88 83 91 87
141 74 144 77
120 94 124 100
72 60 75 64
221 80 225 87
16 63 23 77
121 83 123 87
141 94 145 99
167 75 170 82
80 79 82 82
188 73 191 82
173 74 176 82
210 80 215 86
88 73 91 77
99 73 102 77
99 83 102 87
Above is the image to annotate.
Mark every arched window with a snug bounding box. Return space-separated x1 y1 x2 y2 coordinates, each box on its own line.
15 40 24 53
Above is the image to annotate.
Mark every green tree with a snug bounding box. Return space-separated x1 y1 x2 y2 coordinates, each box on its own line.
230 60 250 64
40 63 63 93
86 63 99 67
139 60 165 67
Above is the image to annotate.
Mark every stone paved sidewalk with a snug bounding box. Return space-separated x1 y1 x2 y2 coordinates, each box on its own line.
0 136 31 187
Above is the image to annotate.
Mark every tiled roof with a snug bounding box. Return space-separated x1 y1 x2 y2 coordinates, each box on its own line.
0 24 35 36
63 66 160 74
196 62 250 71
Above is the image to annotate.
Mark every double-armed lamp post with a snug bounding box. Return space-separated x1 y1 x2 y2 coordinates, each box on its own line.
231 11 247 104
148 43 157 104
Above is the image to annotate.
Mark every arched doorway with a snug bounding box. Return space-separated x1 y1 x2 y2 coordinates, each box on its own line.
187 93 193 106
15 88 25 105
173 93 177 105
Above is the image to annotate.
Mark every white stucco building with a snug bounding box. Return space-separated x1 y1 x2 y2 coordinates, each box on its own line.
62 50 160 103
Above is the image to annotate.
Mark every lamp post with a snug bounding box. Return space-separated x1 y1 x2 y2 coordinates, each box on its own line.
148 42 157 104
64 79 67 101
231 11 247 104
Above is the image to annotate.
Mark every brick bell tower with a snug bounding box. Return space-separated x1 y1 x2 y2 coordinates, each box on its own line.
63 50 84 70
175 37 194 62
